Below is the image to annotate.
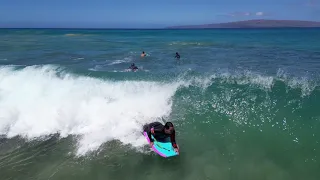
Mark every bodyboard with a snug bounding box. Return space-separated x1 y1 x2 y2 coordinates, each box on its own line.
143 132 179 158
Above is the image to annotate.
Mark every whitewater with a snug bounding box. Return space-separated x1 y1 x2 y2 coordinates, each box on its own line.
0 65 187 155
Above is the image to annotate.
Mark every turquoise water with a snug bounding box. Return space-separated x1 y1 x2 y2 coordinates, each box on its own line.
0 28 320 180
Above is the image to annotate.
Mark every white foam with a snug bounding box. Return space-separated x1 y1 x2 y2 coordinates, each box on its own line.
107 60 127 65
169 41 202 46
277 68 317 97
210 70 275 90
89 65 104 71
287 77 316 97
0 65 183 155
73 57 84 60
107 58 132 66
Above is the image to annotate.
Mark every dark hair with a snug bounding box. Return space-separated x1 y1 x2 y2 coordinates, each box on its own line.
164 122 174 129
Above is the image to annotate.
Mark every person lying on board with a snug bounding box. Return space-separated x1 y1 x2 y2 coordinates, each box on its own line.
129 63 138 71
143 121 179 153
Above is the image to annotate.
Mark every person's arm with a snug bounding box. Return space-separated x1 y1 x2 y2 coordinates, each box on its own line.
144 125 154 143
146 122 163 142
170 130 178 148
146 128 153 142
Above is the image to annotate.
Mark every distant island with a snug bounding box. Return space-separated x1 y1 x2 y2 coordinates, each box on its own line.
167 19 320 29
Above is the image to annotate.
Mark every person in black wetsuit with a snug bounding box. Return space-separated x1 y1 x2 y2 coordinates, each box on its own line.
175 52 180 59
129 63 138 71
143 121 179 153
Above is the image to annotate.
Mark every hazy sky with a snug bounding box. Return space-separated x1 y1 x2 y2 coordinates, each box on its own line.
0 0 319 28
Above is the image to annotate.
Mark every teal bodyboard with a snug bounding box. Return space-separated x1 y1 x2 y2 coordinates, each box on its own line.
143 132 179 158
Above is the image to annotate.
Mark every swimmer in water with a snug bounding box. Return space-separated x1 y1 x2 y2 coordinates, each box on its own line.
175 52 180 59
141 51 146 57
129 63 138 71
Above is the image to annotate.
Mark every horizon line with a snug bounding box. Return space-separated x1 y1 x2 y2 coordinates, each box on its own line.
1 27 320 30
2 19 320 30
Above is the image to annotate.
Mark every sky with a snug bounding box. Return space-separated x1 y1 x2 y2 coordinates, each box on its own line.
0 0 319 28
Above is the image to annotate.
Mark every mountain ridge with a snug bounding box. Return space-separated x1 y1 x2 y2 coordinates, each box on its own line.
166 19 320 29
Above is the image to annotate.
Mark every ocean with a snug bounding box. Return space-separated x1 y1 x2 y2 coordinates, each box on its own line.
0 28 319 180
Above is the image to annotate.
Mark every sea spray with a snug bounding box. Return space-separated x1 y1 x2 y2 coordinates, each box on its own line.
0 65 185 155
